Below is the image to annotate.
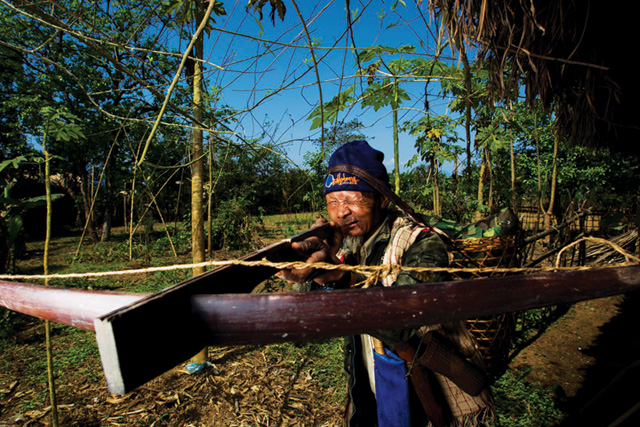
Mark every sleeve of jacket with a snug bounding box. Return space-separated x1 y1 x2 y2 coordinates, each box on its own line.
394 230 450 286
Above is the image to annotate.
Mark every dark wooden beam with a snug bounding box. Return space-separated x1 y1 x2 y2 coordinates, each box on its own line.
190 264 640 345
2 259 639 394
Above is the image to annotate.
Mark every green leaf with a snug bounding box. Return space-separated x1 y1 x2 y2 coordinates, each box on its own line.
0 156 27 173
356 45 416 64
307 84 356 130
7 215 23 244
601 212 625 231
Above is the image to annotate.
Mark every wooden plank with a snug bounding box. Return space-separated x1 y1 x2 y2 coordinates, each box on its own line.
4 265 640 345
189 264 640 346
3 264 640 394
94 223 331 395
0 281 145 331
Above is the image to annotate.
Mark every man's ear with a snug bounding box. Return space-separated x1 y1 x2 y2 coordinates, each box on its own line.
380 195 390 209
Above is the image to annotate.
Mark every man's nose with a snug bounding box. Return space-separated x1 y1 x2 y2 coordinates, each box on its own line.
336 202 351 218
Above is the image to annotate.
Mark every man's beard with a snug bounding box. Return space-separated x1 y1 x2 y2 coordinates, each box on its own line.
342 235 365 253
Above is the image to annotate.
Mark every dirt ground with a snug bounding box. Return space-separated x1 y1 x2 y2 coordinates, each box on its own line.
0 327 345 426
508 291 640 426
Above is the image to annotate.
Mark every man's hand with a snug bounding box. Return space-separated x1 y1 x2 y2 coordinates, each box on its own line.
277 219 344 284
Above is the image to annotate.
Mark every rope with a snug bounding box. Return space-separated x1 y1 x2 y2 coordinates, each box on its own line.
0 234 636 282
0 256 637 282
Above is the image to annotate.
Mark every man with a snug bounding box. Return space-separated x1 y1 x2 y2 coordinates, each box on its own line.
280 140 494 426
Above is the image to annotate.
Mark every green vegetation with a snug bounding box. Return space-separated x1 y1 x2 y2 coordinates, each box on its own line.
491 369 565 426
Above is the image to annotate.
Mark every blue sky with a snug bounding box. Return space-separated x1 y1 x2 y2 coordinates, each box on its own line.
175 1 463 173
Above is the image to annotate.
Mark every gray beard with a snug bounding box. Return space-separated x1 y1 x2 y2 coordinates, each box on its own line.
342 235 365 254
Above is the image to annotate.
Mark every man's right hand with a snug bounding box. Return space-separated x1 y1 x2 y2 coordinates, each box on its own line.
277 219 344 284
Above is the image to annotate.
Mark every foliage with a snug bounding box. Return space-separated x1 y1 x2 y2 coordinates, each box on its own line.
0 155 68 272
0 0 199 242
131 270 190 294
79 239 146 264
407 115 463 166
246 0 287 25
163 0 227 33
152 229 192 255
0 309 26 343
400 167 479 223
308 84 357 131
210 196 264 251
491 369 565 426
210 141 314 216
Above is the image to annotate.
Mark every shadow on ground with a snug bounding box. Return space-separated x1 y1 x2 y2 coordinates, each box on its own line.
561 289 640 426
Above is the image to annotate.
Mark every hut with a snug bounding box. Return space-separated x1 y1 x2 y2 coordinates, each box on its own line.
431 0 640 157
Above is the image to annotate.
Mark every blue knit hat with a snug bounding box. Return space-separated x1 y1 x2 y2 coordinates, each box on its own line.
324 140 390 195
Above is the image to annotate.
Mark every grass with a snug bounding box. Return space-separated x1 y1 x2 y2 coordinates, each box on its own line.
491 370 565 426
262 212 319 239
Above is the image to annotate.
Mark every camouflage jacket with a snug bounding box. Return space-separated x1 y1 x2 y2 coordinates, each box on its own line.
342 209 449 426
341 210 494 426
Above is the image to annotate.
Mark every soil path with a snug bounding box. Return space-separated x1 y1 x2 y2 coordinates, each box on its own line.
509 291 640 426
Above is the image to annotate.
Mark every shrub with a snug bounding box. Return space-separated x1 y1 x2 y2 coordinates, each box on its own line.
151 229 191 255
210 197 264 251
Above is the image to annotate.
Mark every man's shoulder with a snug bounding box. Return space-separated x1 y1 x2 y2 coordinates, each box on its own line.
402 221 450 264
384 209 449 260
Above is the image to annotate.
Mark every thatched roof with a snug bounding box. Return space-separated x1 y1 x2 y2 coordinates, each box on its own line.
433 0 640 156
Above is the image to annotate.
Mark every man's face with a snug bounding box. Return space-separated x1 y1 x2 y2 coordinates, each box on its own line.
325 191 386 239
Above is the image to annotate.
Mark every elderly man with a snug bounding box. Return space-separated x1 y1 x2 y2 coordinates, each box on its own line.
280 140 494 426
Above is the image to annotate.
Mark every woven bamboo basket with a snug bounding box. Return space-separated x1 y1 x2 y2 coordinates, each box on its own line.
449 233 523 378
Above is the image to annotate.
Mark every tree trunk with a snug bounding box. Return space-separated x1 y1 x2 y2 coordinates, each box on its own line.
432 160 441 216
101 178 113 242
452 153 458 185
191 5 206 277
487 150 493 212
510 138 517 212
207 129 216 258
543 132 559 231
534 111 542 236
392 77 400 194
475 148 486 221
122 187 127 233
43 123 59 427
188 1 208 368
461 49 473 180
79 175 99 242
101 204 113 242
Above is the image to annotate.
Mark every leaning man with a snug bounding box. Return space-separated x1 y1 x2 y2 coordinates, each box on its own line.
280 140 494 426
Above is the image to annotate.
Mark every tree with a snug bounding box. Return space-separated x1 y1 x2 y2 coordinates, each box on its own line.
406 115 462 216
1 0 193 246
358 47 414 193
40 106 84 427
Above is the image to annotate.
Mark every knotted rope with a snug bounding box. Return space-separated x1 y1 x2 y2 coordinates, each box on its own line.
0 236 637 282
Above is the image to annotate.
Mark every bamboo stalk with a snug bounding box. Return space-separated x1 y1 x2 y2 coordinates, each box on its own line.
42 118 59 427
